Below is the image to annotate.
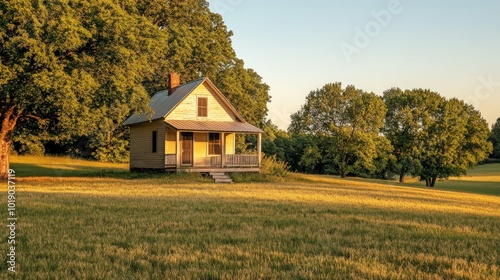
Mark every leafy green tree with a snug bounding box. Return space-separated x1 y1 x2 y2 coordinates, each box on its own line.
0 0 166 178
215 60 270 127
132 0 236 90
489 118 500 159
267 133 317 173
370 136 398 180
290 83 387 178
298 145 322 173
383 88 443 182
261 120 287 158
420 99 492 187
383 89 492 187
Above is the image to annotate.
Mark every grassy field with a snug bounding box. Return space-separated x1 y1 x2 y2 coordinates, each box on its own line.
2 156 500 279
341 163 500 197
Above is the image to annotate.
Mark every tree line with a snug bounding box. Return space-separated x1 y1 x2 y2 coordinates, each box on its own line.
2 1 498 185
0 0 270 178
263 83 497 187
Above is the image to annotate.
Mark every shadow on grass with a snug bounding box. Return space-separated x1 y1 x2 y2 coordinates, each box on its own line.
407 180 500 197
9 162 211 183
319 174 500 197
10 162 128 178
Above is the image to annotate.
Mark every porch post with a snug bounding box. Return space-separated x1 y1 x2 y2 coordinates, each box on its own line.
257 133 262 168
176 130 180 169
220 132 225 168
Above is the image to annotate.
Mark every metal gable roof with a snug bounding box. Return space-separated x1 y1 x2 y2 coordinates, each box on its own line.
123 77 246 126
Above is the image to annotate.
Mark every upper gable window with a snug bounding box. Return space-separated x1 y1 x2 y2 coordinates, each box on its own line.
198 97 208 117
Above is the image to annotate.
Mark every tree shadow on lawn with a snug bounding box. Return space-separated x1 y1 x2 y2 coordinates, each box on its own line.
10 162 147 179
411 180 500 197
9 162 213 183
299 174 500 197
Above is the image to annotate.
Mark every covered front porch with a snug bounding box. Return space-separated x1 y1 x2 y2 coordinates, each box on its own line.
164 120 262 172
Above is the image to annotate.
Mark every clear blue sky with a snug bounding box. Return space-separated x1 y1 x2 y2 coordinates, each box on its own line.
207 0 500 129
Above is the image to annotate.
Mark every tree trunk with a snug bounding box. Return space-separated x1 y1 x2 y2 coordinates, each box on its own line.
425 178 430 187
0 106 20 179
430 176 437 187
340 153 347 178
0 138 11 179
399 170 405 183
340 162 346 178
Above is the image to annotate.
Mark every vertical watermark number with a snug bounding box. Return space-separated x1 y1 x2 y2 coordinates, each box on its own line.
6 169 16 273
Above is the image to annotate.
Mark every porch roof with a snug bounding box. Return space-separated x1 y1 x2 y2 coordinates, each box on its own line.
165 120 263 134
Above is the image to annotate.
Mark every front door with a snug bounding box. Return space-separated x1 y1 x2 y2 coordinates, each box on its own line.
181 132 193 166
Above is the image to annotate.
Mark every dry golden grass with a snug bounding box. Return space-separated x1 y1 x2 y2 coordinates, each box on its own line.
2 156 499 279
450 176 500 183
19 174 500 220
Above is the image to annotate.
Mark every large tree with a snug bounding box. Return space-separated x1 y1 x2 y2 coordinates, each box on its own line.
383 89 492 187
383 88 443 182
130 0 236 89
420 98 491 186
289 83 387 178
0 0 166 178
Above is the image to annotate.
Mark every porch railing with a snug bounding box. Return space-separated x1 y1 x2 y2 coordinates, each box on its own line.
167 154 259 168
210 154 259 167
165 154 176 166
210 156 221 167
224 154 259 167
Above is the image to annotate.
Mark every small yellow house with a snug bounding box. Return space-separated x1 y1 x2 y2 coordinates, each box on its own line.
124 74 262 175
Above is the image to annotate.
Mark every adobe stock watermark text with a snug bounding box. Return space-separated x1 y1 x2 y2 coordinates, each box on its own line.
6 169 17 273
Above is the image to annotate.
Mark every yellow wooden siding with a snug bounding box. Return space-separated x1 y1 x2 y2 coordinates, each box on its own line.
165 127 176 154
194 133 207 165
225 133 235 155
194 133 213 166
130 120 165 169
166 82 236 121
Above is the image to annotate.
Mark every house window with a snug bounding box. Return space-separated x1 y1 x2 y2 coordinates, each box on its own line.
198 97 207 117
209 133 221 155
152 131 157 153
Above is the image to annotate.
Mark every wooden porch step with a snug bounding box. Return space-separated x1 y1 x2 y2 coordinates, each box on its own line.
214 178 233 183
209 172 233 184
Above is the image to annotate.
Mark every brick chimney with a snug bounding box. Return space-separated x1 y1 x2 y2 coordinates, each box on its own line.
168 73 180 96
